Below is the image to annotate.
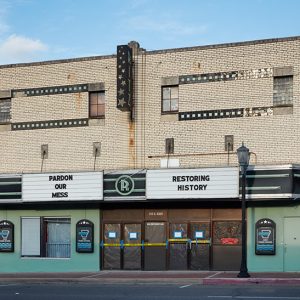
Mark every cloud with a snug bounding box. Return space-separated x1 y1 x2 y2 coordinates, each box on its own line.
0 34 48 64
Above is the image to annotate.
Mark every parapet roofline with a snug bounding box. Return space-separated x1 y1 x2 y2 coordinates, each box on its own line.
0 35 300 69
147 35 300 55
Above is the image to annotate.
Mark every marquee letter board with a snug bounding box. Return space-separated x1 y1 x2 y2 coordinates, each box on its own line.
255 218 276 255
0 176 21 202
116 45 132 112
0 220 14 252
76 219 94 253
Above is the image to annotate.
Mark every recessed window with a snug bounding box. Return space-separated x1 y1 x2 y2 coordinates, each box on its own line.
89 91 105 118
21 217 71 258
0 98 11 124
225 135 234 152
273 76 293 107
162 86 178 113
165 138 174 154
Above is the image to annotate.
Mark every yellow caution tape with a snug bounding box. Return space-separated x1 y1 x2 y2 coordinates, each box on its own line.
103 243 167 247
168 239 190 242
103 240 211 247
191 240 211 244
144 243 166 247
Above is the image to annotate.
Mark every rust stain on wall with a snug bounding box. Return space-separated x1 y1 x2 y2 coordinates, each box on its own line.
75 92 82 111
128 121 136 167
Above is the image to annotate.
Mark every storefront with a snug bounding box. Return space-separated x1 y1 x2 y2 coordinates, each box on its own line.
246 165 300 272
2 165 300 273
0 172 102 273
101 167 243 271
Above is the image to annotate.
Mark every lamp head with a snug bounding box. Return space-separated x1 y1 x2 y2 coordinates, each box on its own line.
237 142 250 167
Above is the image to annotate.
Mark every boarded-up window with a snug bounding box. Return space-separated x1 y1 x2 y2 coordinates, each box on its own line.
21 217 41 256
273 76 293 106
213 221 242 245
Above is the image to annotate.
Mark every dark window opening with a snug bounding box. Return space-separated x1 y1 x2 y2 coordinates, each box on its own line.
273 76 293 107
0 98 11 124
89 91 105 118
165 138 174 154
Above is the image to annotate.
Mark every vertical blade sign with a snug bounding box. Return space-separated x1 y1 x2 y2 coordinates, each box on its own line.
116 45 132 111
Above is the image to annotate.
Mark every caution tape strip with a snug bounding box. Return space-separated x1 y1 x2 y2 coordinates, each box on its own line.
102 240 211 247
103 243 166 247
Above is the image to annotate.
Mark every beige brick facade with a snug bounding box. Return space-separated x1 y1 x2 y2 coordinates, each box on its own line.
0 37 299 174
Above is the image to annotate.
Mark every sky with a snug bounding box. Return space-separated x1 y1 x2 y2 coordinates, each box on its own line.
0 0 300 65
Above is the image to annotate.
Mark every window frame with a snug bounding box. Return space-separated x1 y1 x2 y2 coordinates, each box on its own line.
89 91 105 119
273 75 293 107
21 217 71 259
0 98 11 124
161 85 179 114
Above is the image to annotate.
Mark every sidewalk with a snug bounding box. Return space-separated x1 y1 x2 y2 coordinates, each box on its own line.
0 271 300 285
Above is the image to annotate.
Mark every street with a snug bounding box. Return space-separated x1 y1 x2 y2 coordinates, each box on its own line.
0 283 300 300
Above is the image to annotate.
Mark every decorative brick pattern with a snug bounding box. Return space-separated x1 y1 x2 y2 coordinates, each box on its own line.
179 106 273 121
179 68 273 85
179 108 243 121
12 84 88 98
11 118 89 131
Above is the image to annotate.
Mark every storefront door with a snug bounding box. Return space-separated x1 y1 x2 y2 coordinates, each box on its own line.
103 223 121 269
123 223 142 270
190 222 210 270
284 217 300 271
212 221 242 270
103 223 142 270
169 223 188 270
144 222 167 270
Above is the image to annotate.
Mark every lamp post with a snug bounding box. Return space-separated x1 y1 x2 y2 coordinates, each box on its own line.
237 142 250 278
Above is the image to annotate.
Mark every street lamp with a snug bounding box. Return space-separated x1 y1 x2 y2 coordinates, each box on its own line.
237 142 250 278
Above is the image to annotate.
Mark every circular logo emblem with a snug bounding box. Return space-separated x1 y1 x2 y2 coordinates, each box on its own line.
115 175 134 196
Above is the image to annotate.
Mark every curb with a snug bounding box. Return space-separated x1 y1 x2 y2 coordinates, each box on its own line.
1 277 300 285
203 278 300 285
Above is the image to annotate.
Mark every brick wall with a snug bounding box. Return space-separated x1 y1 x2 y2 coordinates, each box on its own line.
0 57 132 173
0 37 299 173
140 38 300 168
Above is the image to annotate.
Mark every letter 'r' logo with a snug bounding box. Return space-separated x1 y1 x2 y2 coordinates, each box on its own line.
115 175 134 196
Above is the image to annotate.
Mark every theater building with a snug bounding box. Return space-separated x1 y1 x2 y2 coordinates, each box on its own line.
0 36 300 272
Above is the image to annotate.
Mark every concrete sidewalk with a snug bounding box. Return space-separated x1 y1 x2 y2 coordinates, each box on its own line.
0 271 300 285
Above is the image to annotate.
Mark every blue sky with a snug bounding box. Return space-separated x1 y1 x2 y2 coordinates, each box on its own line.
0 0 300 64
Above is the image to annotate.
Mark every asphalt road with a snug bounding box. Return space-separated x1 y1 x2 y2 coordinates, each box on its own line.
1 283 300 300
